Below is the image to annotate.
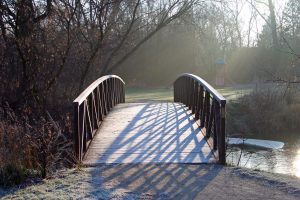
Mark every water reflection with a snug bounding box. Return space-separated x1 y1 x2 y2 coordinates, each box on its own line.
227 146 300 178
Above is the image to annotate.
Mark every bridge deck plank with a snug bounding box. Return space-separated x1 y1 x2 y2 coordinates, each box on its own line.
83 102 217 165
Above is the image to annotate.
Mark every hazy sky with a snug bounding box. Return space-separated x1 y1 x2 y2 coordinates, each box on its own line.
240 0 289 45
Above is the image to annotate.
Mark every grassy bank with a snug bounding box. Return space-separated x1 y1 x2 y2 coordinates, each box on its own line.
1 164 300 199
226 85 300 144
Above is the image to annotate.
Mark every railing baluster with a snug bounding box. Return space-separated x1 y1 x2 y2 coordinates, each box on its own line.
106 80 110 111
195 83 200 120
116 80 120 104
213 113 217 151
97 86 103 121
110 79 113 107
201 90 208 127
191 80 195 113
199 85 204 124
205 91 210 128
122 82 125 103
112 78 116 106
207 99 216 138
188 78 192 109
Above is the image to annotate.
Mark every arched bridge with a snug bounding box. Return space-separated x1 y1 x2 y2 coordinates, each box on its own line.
73 74 226 165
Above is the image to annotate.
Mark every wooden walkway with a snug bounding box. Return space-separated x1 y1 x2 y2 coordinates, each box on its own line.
83 102 217 165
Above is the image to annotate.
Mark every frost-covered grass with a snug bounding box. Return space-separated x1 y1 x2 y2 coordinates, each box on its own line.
0 168 137 199
1 164 300 200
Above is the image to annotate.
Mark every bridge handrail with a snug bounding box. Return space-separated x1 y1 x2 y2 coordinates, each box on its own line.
74 75 125 105
73 75 125 162
173 73 226 164
179 73 226 105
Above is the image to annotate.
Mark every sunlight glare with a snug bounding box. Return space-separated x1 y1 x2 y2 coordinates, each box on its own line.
293 149 300 177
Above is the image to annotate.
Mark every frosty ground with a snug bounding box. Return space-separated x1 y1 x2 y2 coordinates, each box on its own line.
1 164 300 200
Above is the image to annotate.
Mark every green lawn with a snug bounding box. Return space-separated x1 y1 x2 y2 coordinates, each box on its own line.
125 85 253 103
217 86 252 101
125 87 173 102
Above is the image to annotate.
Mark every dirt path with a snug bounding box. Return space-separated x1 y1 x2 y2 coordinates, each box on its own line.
1 164 300 199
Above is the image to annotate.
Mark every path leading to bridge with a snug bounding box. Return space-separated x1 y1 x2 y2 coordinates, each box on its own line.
83 102 216 165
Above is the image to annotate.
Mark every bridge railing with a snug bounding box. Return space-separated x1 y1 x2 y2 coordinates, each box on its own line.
73 75 125 161
174 73 226 164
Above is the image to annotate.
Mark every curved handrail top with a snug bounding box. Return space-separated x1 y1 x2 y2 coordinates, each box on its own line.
73 75 125 105
176 73 226 105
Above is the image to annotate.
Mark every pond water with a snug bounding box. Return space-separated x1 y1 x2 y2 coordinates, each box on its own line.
227 145 300 178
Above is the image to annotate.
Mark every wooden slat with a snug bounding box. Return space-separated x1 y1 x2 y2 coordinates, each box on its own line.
83 103 217 165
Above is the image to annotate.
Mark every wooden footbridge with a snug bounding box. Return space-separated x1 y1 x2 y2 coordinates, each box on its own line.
73 74 226 165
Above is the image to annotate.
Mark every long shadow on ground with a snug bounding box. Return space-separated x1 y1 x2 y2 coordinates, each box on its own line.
88 101 221 199
89 163 223 199
87 102 215 164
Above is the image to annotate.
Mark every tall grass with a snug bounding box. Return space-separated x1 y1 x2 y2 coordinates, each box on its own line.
227 85 300 142
0 103 74 186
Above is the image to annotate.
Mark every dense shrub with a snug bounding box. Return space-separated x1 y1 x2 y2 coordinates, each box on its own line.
0 165 30 187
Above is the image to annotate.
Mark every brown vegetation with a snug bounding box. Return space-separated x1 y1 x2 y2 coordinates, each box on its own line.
0 102 74 185
227 85 300 142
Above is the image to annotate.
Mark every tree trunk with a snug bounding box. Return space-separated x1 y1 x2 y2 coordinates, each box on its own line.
268 0 278 49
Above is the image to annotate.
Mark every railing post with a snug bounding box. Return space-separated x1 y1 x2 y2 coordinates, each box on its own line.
82 101 87 154
219 103 226 164
73 102 80 161
215 102 226 164
78 103 84 161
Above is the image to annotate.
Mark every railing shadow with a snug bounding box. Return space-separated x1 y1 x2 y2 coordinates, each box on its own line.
89 163 223 199
93 102 215 163
87 102 222 199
